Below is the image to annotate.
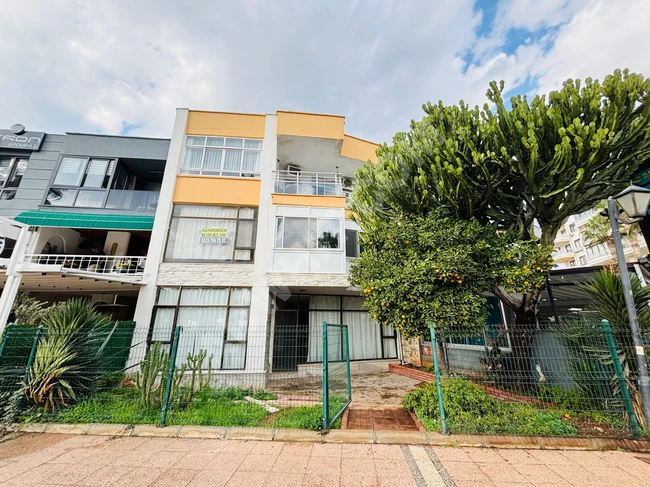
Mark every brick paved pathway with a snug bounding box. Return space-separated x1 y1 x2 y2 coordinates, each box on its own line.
1 433 650 486
347 407 419 431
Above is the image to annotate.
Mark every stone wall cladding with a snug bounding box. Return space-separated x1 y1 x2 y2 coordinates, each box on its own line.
401 337 422 367
157 263 255 286
265 273 351 288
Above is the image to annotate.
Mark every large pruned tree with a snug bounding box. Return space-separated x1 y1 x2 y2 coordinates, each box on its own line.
351 69 650 383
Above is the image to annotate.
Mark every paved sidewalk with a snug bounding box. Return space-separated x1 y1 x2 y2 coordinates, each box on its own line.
0 433 649 486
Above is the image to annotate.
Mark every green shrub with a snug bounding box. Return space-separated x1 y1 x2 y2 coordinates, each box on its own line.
404 378 578 436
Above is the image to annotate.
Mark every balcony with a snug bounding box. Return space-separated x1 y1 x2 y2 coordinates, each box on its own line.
272 170 342 196
19 254 146 282
45 188 159 213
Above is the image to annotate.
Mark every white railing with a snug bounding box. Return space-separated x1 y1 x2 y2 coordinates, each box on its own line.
272 170 342 196
22 254 146 276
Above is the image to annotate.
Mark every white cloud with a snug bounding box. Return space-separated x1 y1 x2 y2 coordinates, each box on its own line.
0 0 648 144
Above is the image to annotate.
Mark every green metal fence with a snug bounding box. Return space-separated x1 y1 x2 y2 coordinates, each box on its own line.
415 318 650 439
322 321 352 430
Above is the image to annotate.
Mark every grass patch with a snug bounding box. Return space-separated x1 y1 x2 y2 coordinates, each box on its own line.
404 378 578 436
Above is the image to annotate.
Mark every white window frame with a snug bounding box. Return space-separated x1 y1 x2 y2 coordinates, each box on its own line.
274 216 342 251
181 135 262 178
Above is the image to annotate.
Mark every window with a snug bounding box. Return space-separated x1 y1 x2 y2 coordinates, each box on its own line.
569 260 576 267
560 229 567 235
569 223 576 233
443 297 510 349
345 229 360 258
0 157 28 200
150 287 251 370
165 205 257 262
46 156 116 207
579 256 587 265
573 239 582 250
275 216 341 249
181 136 262 178
564 244 572 253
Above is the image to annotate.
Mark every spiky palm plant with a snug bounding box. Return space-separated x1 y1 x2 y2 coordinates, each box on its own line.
23 298 112 411
562 270 650 427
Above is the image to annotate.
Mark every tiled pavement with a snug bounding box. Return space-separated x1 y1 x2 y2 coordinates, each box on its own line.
1 433 650 486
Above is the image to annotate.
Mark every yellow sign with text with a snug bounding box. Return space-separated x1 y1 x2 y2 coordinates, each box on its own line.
199 227 228 244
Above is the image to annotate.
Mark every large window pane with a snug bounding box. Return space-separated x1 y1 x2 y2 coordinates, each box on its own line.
345 229 358 257
222 343 246 369
230 288 251 306
226 308 249 340
183 148 203 169
54 157 86 186
151 308 175 341
244 139 263 149
45 188 77 206
275 217 284 248
166 218 237 261
283 217 311 248
317 219 340 248
223 150 242 172
173 205 238 218
0 159 12 186
75 190 105 208
236 220 255 247
203 149 223 171
242 151 260 174
180 288 228 306
157 288 180 305
83 159 109 188
6 159 27 188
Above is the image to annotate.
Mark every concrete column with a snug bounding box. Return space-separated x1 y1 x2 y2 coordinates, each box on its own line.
244 114 277 377
129 108 188 367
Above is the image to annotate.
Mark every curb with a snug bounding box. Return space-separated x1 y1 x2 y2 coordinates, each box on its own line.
7 422 650 452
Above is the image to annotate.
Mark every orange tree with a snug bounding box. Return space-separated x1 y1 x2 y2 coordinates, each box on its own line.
349 210 552 339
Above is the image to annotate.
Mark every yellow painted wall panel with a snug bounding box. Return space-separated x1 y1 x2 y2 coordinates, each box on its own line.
173 176 261 206
186 111 266 138
341 134 379 162
272 194 346 208
277 111 345 139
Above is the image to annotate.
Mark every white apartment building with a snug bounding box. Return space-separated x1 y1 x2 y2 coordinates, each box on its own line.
552 208 648 269
130 109 399 386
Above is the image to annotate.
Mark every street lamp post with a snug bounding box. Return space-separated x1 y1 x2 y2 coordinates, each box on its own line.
607 184 650 435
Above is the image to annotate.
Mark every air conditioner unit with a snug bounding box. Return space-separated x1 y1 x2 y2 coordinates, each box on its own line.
342 177 355 189
286 164 302 173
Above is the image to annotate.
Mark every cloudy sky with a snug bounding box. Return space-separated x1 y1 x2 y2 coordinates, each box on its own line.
1 0 647 143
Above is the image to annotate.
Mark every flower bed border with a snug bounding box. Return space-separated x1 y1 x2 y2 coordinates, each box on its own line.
389 363 555 407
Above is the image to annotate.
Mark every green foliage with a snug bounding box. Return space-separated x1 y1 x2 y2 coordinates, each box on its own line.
349 210 552 337
267 405 324 431
404 378 577 436
22 299 114 412
136 342 170 408
538 385 588 411
181 349 213 405
10 294 67 326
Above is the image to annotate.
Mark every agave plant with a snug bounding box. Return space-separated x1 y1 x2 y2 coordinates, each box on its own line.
22 298 113 411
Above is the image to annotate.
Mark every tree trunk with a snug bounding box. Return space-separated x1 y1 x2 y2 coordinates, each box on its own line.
492 285 540 392
509 310 537 392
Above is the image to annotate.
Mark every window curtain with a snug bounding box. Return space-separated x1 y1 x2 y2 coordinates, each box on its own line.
166 218 237 260
175 307 226 367
343 297 382 360
183 148 203 169
307 296 340 362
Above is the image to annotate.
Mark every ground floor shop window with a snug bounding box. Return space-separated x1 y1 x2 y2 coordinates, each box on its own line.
271 294 397 372
149 286 251 370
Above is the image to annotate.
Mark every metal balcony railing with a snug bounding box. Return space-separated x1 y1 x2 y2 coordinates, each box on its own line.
272 170 342 196
22 254 146 276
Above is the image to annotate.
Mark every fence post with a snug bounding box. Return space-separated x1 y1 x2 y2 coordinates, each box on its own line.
23 325 44 385
0 327 10 360
429 322 447 435
159 325 182 428
322 321 329 431
344 325 352 402
601 319 640 438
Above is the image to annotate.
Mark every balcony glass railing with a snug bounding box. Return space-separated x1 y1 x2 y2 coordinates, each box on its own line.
272 170 342 196
105 190 159 212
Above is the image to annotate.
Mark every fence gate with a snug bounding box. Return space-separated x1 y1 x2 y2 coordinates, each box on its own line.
321 321 352 430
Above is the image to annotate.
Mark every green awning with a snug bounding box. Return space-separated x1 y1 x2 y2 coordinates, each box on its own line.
14 210 154 231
